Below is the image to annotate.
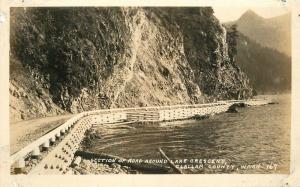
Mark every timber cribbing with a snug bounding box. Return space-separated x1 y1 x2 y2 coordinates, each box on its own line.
10 98 271 174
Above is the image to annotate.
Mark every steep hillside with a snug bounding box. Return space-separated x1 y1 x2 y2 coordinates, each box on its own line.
9 58 67 122
235 33 291 93
10 7 252 122
228 10 291 56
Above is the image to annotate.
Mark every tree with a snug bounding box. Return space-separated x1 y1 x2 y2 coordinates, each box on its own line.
227 24 239 63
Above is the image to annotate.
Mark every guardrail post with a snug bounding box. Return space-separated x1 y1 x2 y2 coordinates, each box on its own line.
14 158 25 174
42 141 50 151
32 147 41 158
50 136 56 143
56 132 61 139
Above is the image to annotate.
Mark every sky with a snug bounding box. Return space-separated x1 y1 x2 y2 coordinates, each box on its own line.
213 7 291 22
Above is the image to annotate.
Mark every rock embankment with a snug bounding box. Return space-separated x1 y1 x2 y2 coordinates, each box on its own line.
10 7 252 121
71 159 140 174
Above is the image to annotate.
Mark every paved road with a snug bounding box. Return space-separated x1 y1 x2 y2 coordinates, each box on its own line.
10 114 74 154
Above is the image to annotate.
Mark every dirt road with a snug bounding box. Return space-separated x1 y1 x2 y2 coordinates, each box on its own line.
10 114 74 154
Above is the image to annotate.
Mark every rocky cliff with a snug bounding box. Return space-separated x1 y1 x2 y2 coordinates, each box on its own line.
10 7 252 122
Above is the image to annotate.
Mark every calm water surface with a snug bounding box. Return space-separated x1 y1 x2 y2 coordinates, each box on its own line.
87 95 290 174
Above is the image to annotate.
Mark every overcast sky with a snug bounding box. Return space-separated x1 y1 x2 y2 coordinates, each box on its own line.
213 7 291 22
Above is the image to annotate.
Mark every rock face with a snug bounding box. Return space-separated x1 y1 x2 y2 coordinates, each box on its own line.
10 7 252 122
10 58 66 121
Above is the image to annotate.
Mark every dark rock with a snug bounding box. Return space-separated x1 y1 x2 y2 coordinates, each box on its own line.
227 102 249 113
268 102 279 105
192 114 210 120
227 105 238 113
20 113 25 120
234 102 248 107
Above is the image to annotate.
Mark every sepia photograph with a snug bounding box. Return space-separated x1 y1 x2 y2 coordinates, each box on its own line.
8 5 292 176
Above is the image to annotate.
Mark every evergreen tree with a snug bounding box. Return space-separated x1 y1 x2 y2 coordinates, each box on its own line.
227 24 239 62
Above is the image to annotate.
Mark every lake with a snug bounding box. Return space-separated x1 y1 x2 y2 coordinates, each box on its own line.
85 95 290 174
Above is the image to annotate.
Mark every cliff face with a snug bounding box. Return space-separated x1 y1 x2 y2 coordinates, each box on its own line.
10 7 252 122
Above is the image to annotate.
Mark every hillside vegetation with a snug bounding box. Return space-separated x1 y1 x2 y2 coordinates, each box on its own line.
225 10 291 94
227 10 291 56
10 7 252 122
236 33 291 93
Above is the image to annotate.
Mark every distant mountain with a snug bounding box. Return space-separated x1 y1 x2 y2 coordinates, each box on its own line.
235 33 291 93
227 10 291 56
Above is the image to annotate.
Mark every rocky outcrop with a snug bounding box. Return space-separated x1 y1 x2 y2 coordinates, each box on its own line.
10 7 252 122
9 58 66 121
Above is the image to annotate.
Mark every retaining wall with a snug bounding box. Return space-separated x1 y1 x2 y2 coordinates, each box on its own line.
10 98 271 174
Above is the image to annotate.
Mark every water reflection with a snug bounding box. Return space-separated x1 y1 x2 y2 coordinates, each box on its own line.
86 95 290 174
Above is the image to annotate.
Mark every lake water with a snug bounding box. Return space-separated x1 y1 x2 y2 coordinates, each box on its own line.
86 95 290 174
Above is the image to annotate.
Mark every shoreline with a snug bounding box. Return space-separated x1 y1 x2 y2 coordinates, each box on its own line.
71 99 286 174
10 97 283 174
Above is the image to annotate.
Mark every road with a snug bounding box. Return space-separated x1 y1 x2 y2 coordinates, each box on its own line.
10 114 74 154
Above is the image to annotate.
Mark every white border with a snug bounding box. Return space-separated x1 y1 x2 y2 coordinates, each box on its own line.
1 0 299 186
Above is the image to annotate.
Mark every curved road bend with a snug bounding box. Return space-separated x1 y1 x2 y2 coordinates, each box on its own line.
10 114 74 154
